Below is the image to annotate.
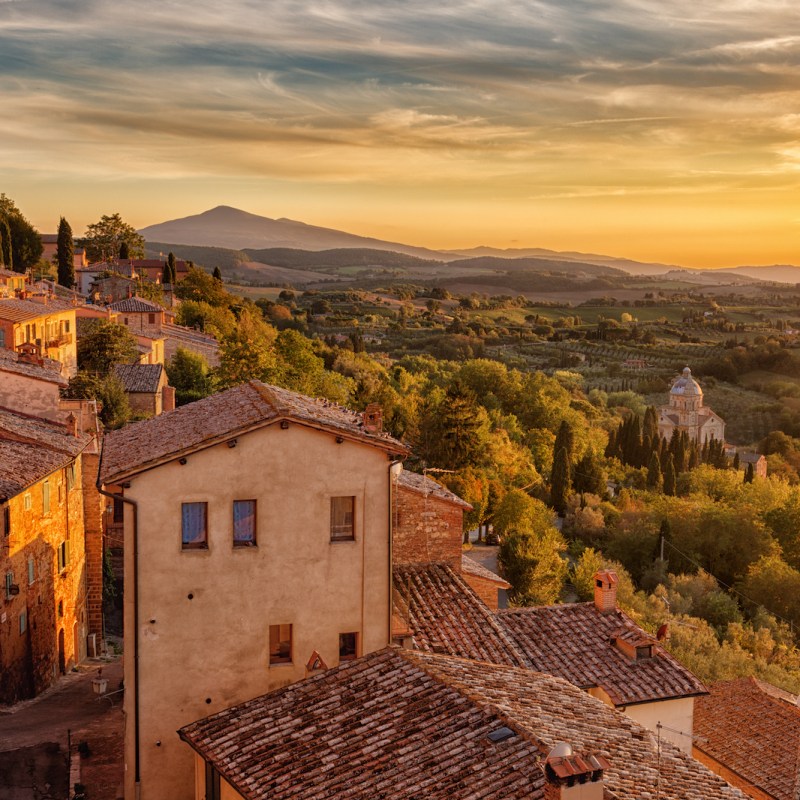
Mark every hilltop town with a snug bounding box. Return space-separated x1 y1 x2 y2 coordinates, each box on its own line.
3 199 800 800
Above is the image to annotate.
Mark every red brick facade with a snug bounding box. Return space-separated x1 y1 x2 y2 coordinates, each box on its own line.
393 483 464 569
463 573 503 611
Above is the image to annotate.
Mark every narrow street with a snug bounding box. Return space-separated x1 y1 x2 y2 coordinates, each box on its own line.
0 657 124 800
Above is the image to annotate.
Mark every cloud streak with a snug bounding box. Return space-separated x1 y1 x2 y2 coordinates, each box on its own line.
1 0 799 264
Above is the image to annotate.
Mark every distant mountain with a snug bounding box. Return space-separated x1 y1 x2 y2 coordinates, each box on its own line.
445 256 626 279
450 246 679 276
720 265 800 284
140 206 454 261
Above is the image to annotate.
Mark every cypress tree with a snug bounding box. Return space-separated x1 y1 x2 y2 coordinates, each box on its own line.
212 266 222 281
732 452 740 471
550 446 571 515
643 405 658 441
162 260 171 285
56 217 74 288
688 443 699 470
744 462 754 484
119 240 130 260
0 216 11 269
663 455 676 496
646 451 662 490
553 420 575 464
167 252 176 283
573 450 605 495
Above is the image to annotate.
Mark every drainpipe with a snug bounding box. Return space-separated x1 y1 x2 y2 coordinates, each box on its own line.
387 459 402 645
97 483 140 790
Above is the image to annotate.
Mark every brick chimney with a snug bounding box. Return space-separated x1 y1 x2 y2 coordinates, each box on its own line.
65 412 79 438
544 744 610 800
363 403 383 434
162 385 176 413
593 570 618 614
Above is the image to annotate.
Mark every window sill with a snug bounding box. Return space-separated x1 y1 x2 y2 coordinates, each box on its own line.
269 660 293 667
233 542 257 549
330 537 356 544
181 544 209 551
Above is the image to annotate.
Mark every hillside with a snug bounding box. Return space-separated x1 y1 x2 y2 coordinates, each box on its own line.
140 206 453 261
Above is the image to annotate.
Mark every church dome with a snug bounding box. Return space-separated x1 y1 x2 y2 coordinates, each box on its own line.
670 366 703 397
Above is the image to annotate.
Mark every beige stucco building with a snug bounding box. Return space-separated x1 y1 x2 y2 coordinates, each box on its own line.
98 383 407 800
658 367 724 445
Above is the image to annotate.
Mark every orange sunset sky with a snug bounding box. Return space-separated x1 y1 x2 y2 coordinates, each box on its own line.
1 1 798 267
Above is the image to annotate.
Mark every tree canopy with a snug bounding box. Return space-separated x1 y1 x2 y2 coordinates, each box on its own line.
0 194 42 273
81 213 145 263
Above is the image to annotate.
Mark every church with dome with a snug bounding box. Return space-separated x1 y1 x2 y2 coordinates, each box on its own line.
658 367 725 445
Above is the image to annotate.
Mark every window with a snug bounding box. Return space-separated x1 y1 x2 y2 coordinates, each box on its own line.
113 498 124 524
23 493 31 512
0 329 4 348
339 632 358 661
181 502 208 549
19 610 26 635
148 313 156 324
58 600 63 618
27 556 35 585
66 464 76 491
2 505 9 537
42 480 50 515
233 500 256 547
64 320 70 334
330 496 355 541
269 624 292 665
5 572 13 600
57 541 70 572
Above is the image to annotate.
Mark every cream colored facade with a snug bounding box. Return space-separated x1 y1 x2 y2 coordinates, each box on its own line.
116 421 398 800
622 696 695 755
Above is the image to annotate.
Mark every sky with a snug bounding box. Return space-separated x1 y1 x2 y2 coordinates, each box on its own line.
1 0 799 267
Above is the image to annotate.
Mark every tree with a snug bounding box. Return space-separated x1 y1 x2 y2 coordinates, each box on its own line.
0 216 12 269
499 523 567 605
81 213 145 263
646 451 662 490
77 320 138 375
175 266 231 306
56 217 75 288
119 240 130 260
212 266 222 281
0 194 42 272
663 455 676 496
744 462 755 484
64 371 131 429
573 450 606 496
166 348 214 405
215 309 278 389
550 446 571 515
167 252 177 284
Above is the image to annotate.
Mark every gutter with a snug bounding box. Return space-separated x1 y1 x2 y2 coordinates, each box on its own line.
97 480 140 790
387 459 403 645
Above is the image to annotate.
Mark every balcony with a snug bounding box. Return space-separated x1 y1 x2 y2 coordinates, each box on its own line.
45 333 73 348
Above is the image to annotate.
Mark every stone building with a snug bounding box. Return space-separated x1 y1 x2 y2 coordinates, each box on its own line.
0 408 97 703
658 366 725 445
113 363 174 417
98 381 408 800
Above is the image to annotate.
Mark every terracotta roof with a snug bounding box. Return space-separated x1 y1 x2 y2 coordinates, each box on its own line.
0 268 22 279
0 408 91 501
0 348 67 386
99 381 407 484
179 649 746 800
393 564 526 667
0 297 75 322
461 554 510 587
738 452 765 464
497 603 706 706
396 469 473 510
113 363 165 394
162 322 219 346
107 297 164 313
694 677 800 800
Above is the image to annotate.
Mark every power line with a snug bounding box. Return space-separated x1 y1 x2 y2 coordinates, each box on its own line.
661 538 795 631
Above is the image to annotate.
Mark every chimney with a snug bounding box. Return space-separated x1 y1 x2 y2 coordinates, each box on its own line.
593 570 617 614
162 385 176 413
544 744 610 800
65 412 79 438
363 403 383 434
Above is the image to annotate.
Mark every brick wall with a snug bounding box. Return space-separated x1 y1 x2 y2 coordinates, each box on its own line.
393 485 463 569
462 573 502 611
82 451 105 641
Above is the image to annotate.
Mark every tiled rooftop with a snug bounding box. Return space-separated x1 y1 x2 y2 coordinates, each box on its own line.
0 408 91 500
99 380 407 484
694 677 800 800
0 348 67 385
393 563 526 667
396 469 473 509
461 554 510 587
113 363 164 394
179 648 745 800
0 297 76 322
497 603 707 706
107 297 164 313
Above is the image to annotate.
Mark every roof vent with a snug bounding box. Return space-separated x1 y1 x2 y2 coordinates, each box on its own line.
548 742 574 759
363 403 383 433
487 727 516 743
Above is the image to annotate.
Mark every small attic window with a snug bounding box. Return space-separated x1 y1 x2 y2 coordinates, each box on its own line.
595 579 603 588
635 645 653 660
487 727 516 743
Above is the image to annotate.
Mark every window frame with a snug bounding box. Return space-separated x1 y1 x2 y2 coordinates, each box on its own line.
232 499 257 548
57 541 70 573
339 632 358 662
181 502 208 550
42 480 50 515
269 624 293 666
330 496 356 542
